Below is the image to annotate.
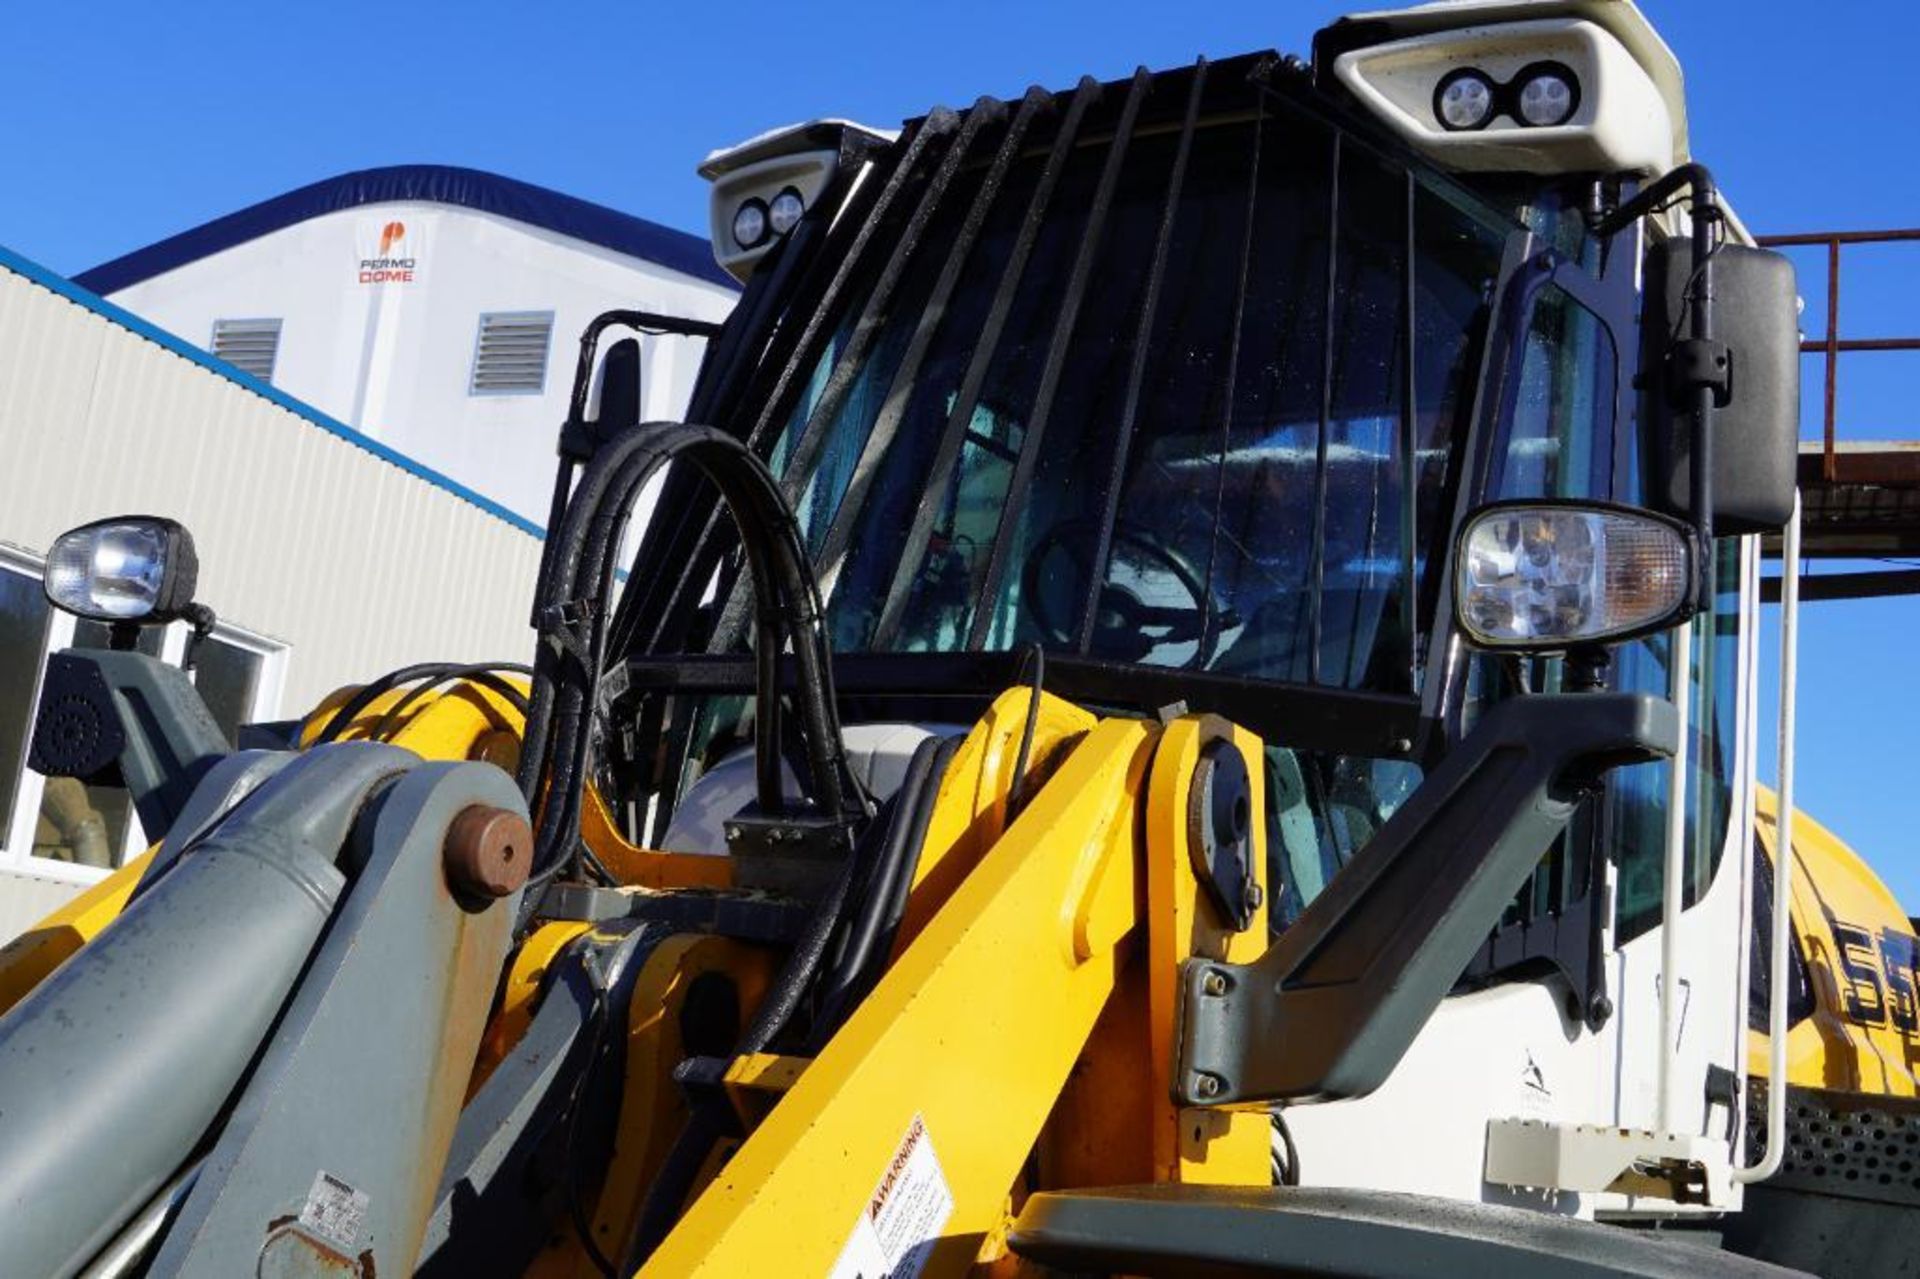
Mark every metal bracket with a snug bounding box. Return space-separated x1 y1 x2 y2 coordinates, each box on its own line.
1175 693 1676 1107
1484 1118 1733 1207
28 648 229 842
1667 337 1732 408
724 807 860 896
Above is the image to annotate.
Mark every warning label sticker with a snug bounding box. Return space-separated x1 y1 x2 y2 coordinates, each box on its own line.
297 1169 370 1252
828 1113 955 1279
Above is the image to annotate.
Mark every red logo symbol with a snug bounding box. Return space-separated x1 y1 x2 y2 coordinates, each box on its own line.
378 221 406 255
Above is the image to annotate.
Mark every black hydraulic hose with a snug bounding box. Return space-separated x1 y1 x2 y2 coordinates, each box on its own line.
518 422 873 920
314 662 530 745
1008 643 1046 818
526 428 793 885
753 618 784 808
366 663 532 740
530 461 576 625
739 840 867 1057
1273 1108 1302 1186
313 662 452 743
533 308 724 626
519 422 705 805
808 737 956 1047
862 739 956 966
519 427 720 883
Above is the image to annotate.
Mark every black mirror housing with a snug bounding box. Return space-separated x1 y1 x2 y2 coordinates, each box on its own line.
1643 239 1801 535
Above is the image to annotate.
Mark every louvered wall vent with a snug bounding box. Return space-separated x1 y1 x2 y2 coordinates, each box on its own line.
210 318 283 383
470 311 554 395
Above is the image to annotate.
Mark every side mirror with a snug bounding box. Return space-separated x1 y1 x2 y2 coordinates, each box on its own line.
1644 240 1800 535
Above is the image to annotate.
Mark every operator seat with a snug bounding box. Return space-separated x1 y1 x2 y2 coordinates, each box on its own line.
659 722 967 854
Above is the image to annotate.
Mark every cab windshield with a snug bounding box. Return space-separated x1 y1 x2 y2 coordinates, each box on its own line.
760 66 1515 697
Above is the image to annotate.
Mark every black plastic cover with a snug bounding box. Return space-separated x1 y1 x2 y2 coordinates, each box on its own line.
1012 1184 1806 1278
1644 240 1800 535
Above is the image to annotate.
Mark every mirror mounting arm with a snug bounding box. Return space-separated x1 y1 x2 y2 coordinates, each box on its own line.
1592 164 1724 609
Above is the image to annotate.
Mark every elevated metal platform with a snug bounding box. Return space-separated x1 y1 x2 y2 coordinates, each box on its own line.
1756 229 1920 600
1791 441 1920 557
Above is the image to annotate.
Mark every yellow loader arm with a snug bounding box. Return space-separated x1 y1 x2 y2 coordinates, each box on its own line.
646 699 1271 1275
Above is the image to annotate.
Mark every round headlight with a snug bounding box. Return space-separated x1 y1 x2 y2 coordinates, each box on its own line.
1434 69 1497 131
731 198 769 251
768 187 806 237
1515 63 1579 127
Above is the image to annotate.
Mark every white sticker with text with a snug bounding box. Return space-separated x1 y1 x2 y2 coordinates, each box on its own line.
828 1113 955 1279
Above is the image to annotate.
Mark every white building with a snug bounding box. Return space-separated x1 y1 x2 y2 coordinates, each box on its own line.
0 167 737 939
79 165 738 527
0 241 550 936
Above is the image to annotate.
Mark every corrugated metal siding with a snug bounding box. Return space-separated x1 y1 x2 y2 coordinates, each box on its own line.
0 870 96 942
0 260 543 715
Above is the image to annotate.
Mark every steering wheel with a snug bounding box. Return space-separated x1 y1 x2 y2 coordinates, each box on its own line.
1021 518 1234 667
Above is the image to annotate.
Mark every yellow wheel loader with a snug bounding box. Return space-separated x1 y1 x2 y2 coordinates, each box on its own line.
0 2 1913 1276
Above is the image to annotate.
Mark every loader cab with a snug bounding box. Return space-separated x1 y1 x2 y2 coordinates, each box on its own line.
589 0 1795 1215
619 37 1730 938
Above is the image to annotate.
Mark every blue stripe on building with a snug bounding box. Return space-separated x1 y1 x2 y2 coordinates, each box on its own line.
2 239 549 539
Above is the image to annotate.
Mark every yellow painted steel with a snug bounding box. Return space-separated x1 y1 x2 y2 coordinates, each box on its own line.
721 1051 808 1124
1144 714 1271 1184
579 786 737 890
895 688 1096 954
0 848 156 1016
1749 788 1920 1097
302 677 527 757
643 714 1159 1278
525 933 779 1279
472 919 593 1095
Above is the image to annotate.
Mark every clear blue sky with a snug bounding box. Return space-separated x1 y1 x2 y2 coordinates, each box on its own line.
2 2 1915 906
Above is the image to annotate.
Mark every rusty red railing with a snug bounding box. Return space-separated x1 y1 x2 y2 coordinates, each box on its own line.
1755 227 1920 483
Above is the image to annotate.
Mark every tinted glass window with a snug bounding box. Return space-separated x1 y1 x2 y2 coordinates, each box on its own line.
1748 837 1816 1031
1487 284 1615 501
1611 539 1741 940
769 101 1512 699
1269 751 1422 931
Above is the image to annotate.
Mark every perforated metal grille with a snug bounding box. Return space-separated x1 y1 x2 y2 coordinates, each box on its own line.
1749 1079 1920 1206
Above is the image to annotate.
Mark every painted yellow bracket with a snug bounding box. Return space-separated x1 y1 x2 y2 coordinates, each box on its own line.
895 688 1097 955
1145 714 1271 1184
643 714 1158 1278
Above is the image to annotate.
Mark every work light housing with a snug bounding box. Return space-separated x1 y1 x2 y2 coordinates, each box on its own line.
44 515 200 625
1454 501 1694 651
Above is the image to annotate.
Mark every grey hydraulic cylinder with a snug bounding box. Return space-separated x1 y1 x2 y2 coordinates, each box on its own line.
0 743 413 1279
